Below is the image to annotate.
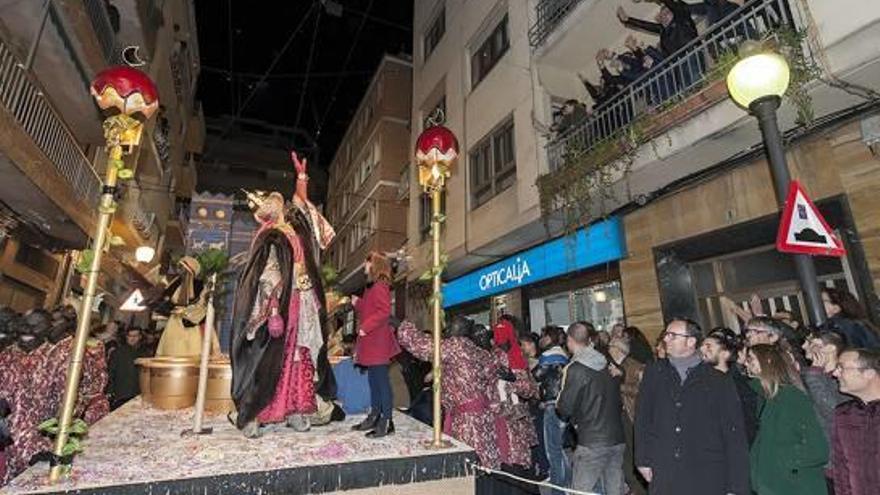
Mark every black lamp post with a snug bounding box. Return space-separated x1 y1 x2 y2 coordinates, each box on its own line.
727 42 827 326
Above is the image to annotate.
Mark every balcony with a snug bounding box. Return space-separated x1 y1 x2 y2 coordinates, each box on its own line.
534 0 880 232
81 0 122 65
0 33 101 243
529 0 587 48
546 0 798 171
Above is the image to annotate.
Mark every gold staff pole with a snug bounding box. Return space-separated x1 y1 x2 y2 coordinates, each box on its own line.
49 135 123 482
430 185 444 447
415 119 457 449
50 65 158 482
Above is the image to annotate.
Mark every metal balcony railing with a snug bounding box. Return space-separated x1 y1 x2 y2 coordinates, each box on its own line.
547 0 804 171
529 0 587 48
82 0 121 65
0 36 102 208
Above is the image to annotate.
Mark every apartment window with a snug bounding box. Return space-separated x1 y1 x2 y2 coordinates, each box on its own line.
341 191 350 217
423 96 446 130
419 191 446 242
424 7 445 60
398 165 411 200
356 210 370 246
471 15 509 88
470 118 516 208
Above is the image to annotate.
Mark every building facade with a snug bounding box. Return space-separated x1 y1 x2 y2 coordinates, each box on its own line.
0 0 203 315
324 55 412 302
407 0 880 340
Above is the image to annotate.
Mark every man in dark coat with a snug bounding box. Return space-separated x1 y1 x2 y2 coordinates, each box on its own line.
617 0 698 57
107 327 149 409
556 322 625 494
635 318 749 495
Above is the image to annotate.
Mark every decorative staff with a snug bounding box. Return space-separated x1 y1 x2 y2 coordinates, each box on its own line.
49 66 158 482
414 114 458 448
182 273 218 437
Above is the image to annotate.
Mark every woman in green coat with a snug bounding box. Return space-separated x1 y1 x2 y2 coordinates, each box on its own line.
746 344 829 495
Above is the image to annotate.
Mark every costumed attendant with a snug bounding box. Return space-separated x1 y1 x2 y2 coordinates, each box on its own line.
153 256 220 358
351 252 401 438
230 151 336 438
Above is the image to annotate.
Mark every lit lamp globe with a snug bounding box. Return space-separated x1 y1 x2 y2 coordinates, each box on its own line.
726 42 790 110
415 124 459 191
135 245 155 263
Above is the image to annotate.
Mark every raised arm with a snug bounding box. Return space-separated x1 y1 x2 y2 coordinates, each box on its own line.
396 320 433 362
618 6 663 35
291 150 309 203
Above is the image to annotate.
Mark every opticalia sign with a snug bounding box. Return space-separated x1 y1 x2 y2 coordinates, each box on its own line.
479 257 532 291
443 216 626 308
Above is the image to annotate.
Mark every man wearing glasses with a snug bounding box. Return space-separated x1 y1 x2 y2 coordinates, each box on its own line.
830 348 880 495
634 318 749 495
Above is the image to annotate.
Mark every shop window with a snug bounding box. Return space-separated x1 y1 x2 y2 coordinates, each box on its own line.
691 244 856 331
424 7 445 61
529 281 624 333
471 14 509 88
470 117 516 208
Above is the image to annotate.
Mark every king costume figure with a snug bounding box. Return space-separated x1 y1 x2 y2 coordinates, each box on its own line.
230 151 337 438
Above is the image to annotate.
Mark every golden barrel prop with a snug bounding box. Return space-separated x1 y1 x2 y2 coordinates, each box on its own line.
135 356 234 413
204 356 235 413
136 357 199 410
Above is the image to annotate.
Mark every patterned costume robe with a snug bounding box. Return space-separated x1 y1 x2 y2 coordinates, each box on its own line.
230 197 335 429
490 349 539 468
396 321 503 468
0 339 108 486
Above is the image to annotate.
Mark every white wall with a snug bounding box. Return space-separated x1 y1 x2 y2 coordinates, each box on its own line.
409 0 549 278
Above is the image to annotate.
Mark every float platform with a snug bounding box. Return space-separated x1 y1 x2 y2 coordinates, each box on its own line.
1 399 476 494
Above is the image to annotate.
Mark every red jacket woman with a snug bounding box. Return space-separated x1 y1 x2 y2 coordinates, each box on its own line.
354 279 400 367
352 252 401 438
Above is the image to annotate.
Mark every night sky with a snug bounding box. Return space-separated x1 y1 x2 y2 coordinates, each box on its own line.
194 0 413 169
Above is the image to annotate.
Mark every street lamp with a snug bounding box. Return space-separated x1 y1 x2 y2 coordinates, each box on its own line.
415 122 458 449
49 66 158 482
727 42 826 325
135 245 156 263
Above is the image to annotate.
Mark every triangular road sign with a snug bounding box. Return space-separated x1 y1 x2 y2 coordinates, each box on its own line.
119 289 147 312
776 181 845 257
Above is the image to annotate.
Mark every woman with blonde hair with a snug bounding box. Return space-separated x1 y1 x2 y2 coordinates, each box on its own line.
351 251 401 438
746 344 828 495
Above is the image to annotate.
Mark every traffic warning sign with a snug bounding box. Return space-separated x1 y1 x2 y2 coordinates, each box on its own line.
776 181 845 257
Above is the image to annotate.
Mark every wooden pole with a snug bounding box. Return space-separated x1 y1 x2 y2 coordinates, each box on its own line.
184 273 216 436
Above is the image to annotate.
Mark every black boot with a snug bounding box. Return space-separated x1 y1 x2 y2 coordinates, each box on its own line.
366 416 394 439
352 410 380 431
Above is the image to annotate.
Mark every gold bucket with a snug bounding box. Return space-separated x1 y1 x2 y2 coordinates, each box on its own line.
135 357 152 403
136 357 199 410
204 357 235 413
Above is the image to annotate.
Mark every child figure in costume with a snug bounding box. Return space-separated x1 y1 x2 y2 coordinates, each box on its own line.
230 151 336 438
154 256 220 358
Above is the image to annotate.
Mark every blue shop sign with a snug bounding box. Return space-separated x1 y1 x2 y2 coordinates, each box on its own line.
442 216 626 308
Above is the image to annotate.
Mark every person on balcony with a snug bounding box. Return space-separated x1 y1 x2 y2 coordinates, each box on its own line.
618 0 704 95
617 1 698 57
551 99 588 136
